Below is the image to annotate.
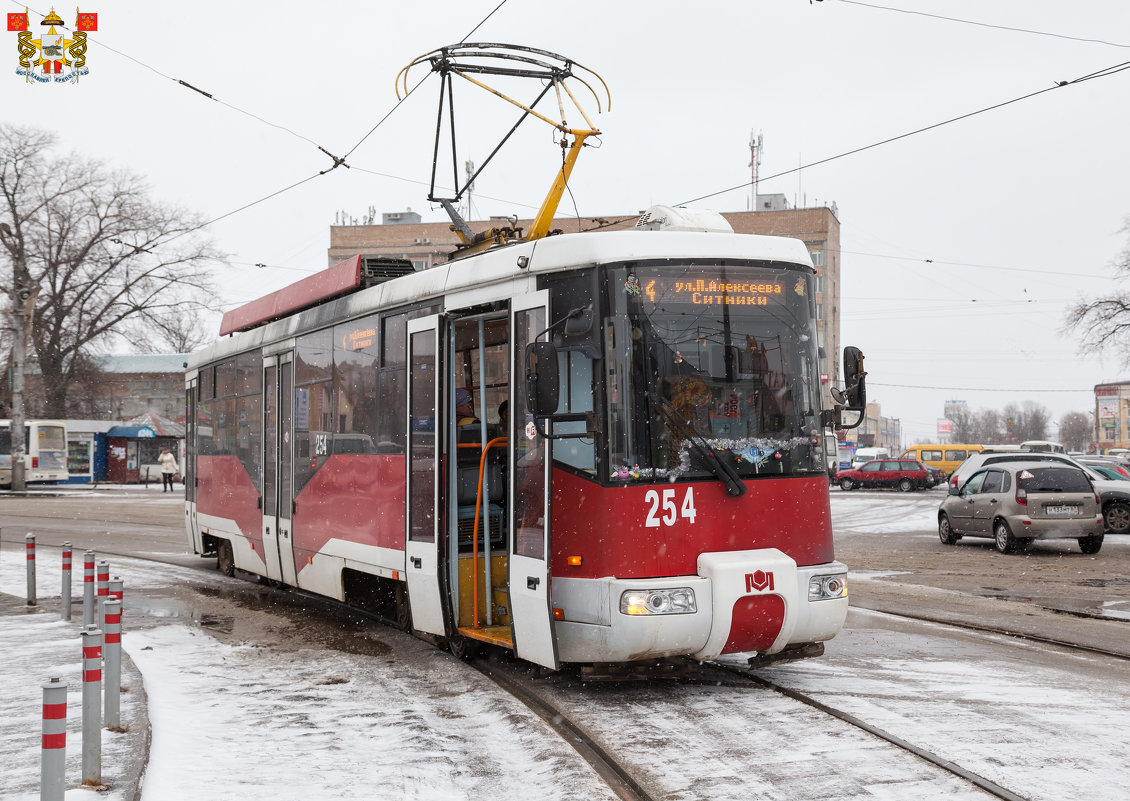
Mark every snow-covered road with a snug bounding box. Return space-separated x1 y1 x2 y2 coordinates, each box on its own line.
4 533 1129 801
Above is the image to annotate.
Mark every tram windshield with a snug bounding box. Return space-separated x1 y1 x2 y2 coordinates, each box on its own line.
604 262 823 482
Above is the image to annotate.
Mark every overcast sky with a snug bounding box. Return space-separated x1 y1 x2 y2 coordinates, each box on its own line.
7 0 1130 444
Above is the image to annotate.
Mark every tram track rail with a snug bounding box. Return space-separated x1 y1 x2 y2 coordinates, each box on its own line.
851 603 1130 662
466 656 657 801
698 662 1030 801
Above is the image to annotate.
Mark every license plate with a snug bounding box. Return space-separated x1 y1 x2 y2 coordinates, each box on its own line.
1045 505 1078 516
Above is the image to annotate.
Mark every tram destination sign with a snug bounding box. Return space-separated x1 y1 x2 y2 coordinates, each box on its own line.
642 274 794 307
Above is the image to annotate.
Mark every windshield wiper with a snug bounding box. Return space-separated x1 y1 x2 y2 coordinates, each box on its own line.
649 393 746 498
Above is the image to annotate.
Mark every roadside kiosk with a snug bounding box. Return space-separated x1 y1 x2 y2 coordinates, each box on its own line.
104 425 157 484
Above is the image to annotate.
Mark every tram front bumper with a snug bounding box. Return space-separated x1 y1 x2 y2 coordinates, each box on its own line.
551 550 848 664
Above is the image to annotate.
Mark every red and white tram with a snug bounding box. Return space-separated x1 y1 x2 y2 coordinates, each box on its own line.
185 206 866 671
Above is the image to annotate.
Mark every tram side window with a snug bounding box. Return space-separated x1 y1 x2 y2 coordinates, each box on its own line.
208 353 263 485
334 315 380 454
553 350 596 474
294 329 334 492
378 311 410 454
375 306 438 454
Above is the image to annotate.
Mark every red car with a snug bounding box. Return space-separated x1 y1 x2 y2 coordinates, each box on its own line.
836 459 932 492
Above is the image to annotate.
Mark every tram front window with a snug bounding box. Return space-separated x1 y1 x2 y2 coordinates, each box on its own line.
604 263 823 482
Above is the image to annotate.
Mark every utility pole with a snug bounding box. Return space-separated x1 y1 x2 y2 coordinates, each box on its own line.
0 221 29 491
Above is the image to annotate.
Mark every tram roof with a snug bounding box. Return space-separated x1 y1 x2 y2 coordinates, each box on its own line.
191 230 812 371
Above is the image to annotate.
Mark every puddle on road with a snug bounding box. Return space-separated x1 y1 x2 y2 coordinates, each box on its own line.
125 583 394 657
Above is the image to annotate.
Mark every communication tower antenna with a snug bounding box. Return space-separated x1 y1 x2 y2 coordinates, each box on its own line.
464 160 475 219
749 129 763 211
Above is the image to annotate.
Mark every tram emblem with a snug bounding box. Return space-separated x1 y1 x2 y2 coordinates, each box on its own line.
9 7 98 84
745 570 774 593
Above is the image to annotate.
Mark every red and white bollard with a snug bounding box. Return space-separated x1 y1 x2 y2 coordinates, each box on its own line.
109 576 123 615
60 542 72 622
82 552 95 627
103 599 122 730
26 533 37 606
41 677 67 801
81 626 102 787
96 560 109 628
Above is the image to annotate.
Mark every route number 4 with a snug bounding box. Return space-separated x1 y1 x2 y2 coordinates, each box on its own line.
644 488 697 528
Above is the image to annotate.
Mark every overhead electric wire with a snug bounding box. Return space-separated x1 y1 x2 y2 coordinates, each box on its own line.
68 0 514 264
677 56 1130 207
343 0 510 160
833 0 1130 49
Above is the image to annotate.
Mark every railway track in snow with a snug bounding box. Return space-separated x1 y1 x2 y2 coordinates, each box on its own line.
467 651 1038 801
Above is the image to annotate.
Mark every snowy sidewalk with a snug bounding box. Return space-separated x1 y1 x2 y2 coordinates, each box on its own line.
0 592 148 801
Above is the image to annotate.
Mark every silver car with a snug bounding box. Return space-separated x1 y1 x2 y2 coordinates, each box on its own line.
938 461 1105 554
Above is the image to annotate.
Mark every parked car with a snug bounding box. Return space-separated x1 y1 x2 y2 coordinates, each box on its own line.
921 463 946 486
836 459 932 492
1079 463 1130 482
949 450 1130 535
1076 456 1130 478
938 462 1105 554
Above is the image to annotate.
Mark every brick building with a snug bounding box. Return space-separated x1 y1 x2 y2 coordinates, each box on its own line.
8 353 189 421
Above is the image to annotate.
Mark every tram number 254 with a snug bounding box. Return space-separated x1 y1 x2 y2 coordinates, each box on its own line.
644 488 697 528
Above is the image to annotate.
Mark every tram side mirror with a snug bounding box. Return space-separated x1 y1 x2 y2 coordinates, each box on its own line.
553 306 600 358
842 346 867 408
525 341 560 417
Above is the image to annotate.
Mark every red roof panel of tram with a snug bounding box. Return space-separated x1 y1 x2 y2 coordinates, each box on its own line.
219 255 363 336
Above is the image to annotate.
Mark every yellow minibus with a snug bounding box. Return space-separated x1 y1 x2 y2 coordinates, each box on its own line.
899 443 984 477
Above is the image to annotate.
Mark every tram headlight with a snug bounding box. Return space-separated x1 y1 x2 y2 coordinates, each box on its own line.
809 573 848 601
619 588 697 616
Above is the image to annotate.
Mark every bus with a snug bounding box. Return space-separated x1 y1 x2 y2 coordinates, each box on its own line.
185 208 867 671
899 443 983 477
0 419 70 487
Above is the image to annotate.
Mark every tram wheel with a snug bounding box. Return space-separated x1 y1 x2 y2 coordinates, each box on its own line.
217 540 235 577
993 520 1017 554
447 634 481 661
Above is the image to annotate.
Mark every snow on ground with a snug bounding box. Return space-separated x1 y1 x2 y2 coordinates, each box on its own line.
0 550 618 801
759 608 1130 801
3 490 1128 801
828 488 943 535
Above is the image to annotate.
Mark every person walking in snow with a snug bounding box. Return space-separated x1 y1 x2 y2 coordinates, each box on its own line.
158 448 179 493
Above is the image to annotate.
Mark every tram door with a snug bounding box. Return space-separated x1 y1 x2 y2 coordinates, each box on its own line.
510 292 559 670
185 374 202 553
262 353 298 585
405 315 446 635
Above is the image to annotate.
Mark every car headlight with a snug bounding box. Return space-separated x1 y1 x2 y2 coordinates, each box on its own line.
809 573 848 601
619 588 697 615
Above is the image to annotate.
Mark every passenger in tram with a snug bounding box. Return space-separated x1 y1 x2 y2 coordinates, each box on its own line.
495 400 509 439
455 387 479 428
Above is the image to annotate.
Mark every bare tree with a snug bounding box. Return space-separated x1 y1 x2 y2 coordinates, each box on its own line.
0 124 219 417
973 408 1002 444
1004 401 1050 442
948 406 975 442
1066 215 1130 360
1058 411 1092 452
119 299 213 354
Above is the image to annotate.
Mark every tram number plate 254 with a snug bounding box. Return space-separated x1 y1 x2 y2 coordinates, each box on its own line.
644 488 697 528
